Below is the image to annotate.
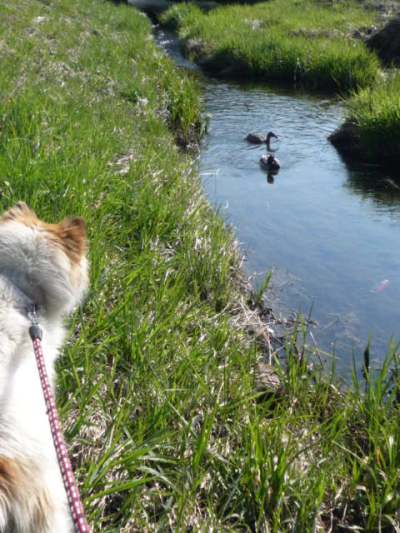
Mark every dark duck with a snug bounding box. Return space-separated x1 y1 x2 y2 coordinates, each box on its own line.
245 131 278 148
260 153 280 172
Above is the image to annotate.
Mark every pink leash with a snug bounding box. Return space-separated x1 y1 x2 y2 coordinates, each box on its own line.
29 308 91 533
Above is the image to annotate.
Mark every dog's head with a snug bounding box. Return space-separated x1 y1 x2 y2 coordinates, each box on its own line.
0 202 88 316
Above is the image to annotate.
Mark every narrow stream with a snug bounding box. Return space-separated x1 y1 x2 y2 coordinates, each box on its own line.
157 27 400 373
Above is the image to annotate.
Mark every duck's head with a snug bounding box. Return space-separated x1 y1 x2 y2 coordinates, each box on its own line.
266 132 278 141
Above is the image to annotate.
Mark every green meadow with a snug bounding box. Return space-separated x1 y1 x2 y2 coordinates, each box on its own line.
162 0 380 92
2 0 400 530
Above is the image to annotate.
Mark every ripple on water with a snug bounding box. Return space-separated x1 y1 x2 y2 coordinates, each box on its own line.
154 29 400 375
200 81 400 374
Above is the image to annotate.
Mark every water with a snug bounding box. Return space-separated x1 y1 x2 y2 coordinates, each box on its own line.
157 29 400 373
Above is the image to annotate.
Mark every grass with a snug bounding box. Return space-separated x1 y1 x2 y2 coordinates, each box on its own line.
161 0 380 92
345 71 400 161
2 0 400 530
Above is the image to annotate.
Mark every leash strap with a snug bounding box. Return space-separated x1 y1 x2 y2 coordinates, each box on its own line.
29 322 91 533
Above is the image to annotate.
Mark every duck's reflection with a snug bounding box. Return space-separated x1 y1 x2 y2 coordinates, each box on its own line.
267 172 275 184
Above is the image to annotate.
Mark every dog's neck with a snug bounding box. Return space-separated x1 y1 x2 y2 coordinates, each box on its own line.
0 272 64 452
0 272 41 321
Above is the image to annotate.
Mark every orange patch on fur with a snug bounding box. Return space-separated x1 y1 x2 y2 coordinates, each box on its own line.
48 217 87 265
1 202 87 265
0 456 19 500
0 456 52 531
0 201 39 226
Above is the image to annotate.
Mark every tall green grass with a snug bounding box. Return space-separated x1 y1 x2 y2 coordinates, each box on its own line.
346 72 400 160
2 0 400 531
162 1 380 91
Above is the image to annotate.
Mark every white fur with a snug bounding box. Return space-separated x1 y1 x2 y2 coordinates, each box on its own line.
0 214 88 532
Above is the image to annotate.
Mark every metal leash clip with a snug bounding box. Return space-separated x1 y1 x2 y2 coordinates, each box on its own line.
28 303 43 341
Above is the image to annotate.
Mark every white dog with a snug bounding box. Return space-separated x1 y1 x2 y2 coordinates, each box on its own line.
0 202 88 532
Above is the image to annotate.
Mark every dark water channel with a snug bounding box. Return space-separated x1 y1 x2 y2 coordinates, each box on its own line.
157 28 400 373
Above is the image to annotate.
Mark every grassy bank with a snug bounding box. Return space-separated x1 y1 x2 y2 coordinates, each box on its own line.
329 71 400 165
161 0 380 92
344 72 400 162
2 0 400 531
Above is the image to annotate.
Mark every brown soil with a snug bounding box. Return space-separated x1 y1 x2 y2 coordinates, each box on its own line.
366 15 400 65
328 121 363 157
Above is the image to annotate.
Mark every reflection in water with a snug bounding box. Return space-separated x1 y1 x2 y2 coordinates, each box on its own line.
157 29 400 375
344 161 400 215
200 81 400 374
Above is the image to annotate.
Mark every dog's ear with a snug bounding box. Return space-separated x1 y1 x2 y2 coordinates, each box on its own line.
0 202 38 223
56 217 87 264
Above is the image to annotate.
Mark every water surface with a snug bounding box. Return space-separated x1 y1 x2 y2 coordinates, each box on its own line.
158 29 400 372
